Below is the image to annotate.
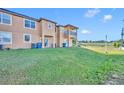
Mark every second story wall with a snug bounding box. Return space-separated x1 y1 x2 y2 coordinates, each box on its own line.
41 20 56 36
0 12 41 48
0 12 41 34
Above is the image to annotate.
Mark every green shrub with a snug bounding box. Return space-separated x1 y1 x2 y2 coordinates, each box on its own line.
72 39 77 47
113 42 121 48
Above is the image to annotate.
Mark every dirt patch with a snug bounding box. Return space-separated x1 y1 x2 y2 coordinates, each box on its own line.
0 69 27 84
104 73 124 85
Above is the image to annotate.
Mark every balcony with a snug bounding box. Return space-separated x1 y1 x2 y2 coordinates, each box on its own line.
70 31 77 38
62 30 77 38
64 30 69 36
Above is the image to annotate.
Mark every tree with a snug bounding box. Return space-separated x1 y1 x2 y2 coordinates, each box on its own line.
113 42 121 48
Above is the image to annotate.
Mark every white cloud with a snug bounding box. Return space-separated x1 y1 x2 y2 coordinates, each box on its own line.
81 29 91 34
85 8 101 18
103 14 112 22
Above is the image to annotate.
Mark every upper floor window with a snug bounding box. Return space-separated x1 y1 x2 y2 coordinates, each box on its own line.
48 22 52 29
0 14 1 23
0 13 12 25
24 19 36 29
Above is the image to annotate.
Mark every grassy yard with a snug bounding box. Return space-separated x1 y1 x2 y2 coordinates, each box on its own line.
0 48 124 84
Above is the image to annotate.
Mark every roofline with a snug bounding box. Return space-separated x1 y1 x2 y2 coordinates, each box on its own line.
65 24 79 29
0 8 39 21
38 18 57 24
0 8 57 24
56 25 64 27
57 24 79 29
0 8 78 28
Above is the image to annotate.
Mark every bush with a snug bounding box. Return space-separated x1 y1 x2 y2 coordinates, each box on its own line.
72 39 77 47
7 48 10 50
113 42 121 48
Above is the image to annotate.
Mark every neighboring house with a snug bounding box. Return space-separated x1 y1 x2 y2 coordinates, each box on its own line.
0 8 78 49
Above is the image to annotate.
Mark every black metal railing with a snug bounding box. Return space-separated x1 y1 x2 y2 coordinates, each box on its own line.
64 30 69 36
70 31 77 37
62 30 77 37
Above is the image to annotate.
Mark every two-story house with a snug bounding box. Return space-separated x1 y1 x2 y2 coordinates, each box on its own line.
0 8 78 49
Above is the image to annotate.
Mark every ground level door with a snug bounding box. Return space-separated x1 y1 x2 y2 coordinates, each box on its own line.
44 38 48 48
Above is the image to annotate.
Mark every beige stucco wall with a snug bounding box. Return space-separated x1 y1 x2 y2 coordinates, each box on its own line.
0 11 76 49
40 20 56 48
0 12 40 49
55 27 60 47
56 26 68 47
41 20 56 36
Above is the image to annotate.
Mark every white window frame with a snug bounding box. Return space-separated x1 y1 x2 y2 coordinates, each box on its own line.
24 19 36 30
23 34 32 43
0 31 12 45
0 12 12 25
48 22 52 30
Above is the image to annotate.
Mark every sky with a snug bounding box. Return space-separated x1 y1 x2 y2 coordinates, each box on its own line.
7 8 124 41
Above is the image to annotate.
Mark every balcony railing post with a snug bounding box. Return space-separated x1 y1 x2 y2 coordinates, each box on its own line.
76 29 78 47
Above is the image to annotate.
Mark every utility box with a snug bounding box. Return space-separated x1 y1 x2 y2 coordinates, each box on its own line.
37 43 42 48
32 43 37 49
0 45 4 50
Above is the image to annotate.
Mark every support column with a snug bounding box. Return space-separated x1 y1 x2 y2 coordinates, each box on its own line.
76 29 78 47
53 36 55 48
41 21 45 48
60 30 62 47
42 35 44 48
68 30 71 47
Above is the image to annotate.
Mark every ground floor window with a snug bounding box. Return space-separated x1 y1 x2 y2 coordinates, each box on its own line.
23 34 32 43
0 31 12 44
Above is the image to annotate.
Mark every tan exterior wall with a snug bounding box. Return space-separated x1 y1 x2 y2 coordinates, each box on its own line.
40 20 56 48
55 27 60 47
0 10 77 49
0 12 41 49
56 26 68 47
41 20 56 36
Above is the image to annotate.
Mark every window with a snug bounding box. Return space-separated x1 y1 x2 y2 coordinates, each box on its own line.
0 13 12 25
23 34 31 43
0 31 12 44
25 20 30 28
2 14 11 24
24 19 36 29
31 21 35 29
48 22 52 29
0 14 1 23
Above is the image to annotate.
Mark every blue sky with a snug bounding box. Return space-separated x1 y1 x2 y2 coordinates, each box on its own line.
7 8 124 41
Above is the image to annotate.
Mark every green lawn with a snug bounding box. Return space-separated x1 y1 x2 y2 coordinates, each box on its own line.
0 48 124 84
